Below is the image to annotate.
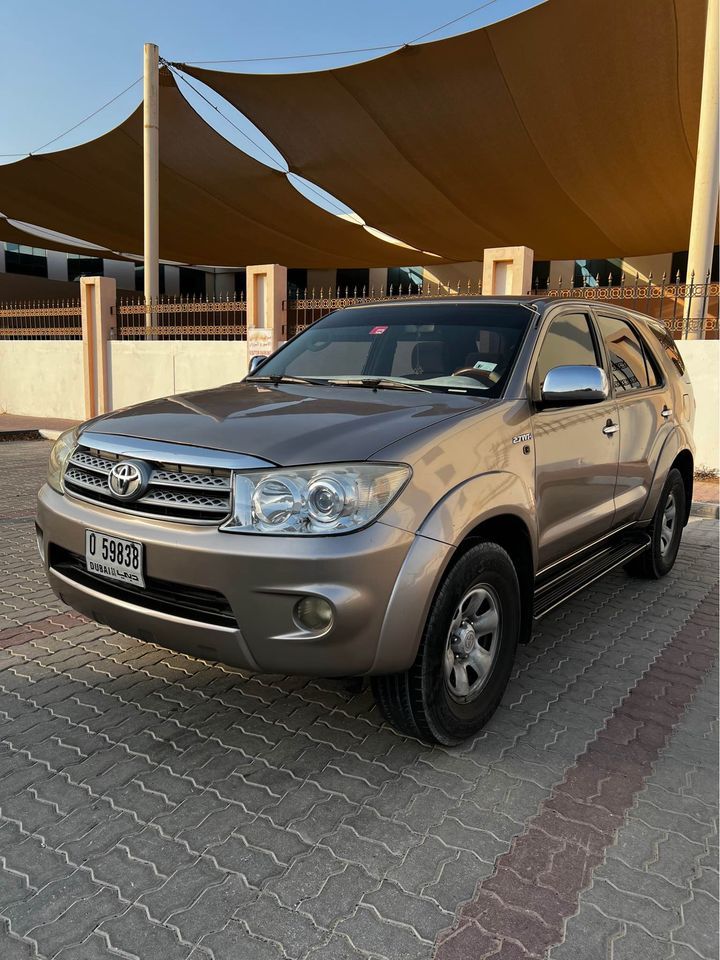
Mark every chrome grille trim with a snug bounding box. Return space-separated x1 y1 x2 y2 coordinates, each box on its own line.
70 450 115 474
140 489 229 513
63 432 273 524
78 432 273 471
151 470 231 492
64 467 110 493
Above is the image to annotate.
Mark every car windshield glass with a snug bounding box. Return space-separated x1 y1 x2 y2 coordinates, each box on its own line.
253 303 533 396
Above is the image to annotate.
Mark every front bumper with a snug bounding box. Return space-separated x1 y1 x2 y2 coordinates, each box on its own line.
37 485 452 676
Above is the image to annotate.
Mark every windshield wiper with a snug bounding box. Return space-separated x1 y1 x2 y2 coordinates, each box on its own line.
246 374 327 386
327 377 432 394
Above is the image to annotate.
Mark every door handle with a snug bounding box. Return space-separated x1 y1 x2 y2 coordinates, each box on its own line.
661 406 672 419
603 421 619 436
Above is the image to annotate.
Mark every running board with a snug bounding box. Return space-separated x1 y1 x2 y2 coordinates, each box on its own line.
533 533 651 619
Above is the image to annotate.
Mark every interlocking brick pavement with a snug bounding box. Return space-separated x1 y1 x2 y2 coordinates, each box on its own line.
0 441 717 960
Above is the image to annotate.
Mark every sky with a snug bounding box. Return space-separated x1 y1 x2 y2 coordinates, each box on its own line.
0 0 542 218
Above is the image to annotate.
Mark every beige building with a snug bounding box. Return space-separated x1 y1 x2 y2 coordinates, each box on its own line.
2 241 717 302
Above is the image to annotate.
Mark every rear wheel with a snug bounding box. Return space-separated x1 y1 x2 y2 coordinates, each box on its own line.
626 467 686 579
371 542 520 745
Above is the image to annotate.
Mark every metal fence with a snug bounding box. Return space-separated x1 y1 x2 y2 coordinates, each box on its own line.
287 279 484 338
0 299 82 339
287 273 718 340
1 273 716 343
117 295 247 340
531 271 719 339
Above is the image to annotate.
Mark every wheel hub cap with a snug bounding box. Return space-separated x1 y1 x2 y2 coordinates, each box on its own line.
452 621 477 657
444 584 501 704
660 491 676 557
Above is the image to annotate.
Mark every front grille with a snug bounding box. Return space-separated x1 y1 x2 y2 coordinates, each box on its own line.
64 441 233 523
49 544 237 628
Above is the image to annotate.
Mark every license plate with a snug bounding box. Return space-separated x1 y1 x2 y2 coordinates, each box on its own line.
85 530 145 588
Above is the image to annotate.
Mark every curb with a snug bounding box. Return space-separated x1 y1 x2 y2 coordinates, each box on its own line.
39 429 63 441
691 500 720 519
0 430 42 443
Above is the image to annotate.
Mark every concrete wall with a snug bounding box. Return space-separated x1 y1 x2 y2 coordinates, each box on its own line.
679 339 719 473
0 273 84 300
422 261 483 292
0 341 85 419
108 341 249 410
548 260 576 287
306 269 336 293
618 253 673 283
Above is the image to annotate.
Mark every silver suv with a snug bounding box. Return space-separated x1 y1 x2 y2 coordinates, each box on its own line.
37 298 695 744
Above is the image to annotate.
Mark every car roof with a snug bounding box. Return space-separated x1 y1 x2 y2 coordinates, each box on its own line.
340 296 654 323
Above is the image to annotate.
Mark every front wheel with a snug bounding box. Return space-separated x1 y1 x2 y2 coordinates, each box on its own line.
371 542 520 745
626 467 686 579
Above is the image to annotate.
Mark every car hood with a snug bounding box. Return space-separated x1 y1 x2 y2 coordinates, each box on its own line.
85 381 487 465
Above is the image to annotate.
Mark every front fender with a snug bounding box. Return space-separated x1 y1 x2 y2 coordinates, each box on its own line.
418 471 538 565
373 472 537 672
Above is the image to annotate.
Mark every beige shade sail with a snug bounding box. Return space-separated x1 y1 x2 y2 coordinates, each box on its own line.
0 70 431 268
184 0 706 262
0 216 132 260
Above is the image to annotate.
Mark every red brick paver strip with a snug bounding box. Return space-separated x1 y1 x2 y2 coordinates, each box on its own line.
435 586 719 960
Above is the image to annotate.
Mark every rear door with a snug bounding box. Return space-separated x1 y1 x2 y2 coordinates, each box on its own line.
594 311 673 525
531 309 620 568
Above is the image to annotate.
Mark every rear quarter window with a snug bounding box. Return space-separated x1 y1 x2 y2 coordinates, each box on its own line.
647 319 686 376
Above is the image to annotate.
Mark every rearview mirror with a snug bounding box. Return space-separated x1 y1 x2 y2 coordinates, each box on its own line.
248 355 268 375
541 365 609 406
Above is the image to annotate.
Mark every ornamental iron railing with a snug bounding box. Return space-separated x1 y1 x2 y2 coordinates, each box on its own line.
117 294 247 340
287 279 483 338
288 273 718 340
531 270 718 340
0 299 82 339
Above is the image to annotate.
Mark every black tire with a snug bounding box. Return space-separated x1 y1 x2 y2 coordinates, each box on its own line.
626 467 686 579
371 542 520 745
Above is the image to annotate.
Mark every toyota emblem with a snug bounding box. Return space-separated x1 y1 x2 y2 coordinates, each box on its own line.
108 460 149 501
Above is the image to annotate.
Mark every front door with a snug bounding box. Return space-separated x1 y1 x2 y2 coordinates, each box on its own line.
531 310 620 568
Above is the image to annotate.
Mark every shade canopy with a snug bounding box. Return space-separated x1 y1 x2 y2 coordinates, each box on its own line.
0 71 427 268
0 216 131 260
184 0 705 261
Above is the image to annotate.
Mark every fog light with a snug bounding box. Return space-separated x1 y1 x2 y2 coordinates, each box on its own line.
294 596 333 632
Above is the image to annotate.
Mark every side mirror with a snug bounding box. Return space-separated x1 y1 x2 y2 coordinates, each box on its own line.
248 355 268 375
541 365 609 406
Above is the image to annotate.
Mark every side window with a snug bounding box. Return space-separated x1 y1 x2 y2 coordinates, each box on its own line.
535 313 598 388
597 315 649 392
647 319 686 376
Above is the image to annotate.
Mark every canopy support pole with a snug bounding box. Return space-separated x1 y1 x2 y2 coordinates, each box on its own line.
684 0 718 340
143 42 160 319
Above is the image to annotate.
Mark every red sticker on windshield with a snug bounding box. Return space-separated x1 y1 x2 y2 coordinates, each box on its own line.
369 325 388 335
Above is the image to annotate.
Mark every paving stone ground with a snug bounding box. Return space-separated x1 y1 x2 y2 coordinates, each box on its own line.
0 440 717 960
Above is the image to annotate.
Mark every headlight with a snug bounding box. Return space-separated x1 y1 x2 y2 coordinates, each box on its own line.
47 426 79 493
222 462 410 535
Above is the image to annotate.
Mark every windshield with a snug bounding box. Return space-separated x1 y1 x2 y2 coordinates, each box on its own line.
251 302 532 396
